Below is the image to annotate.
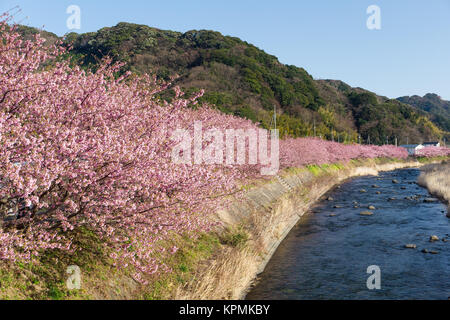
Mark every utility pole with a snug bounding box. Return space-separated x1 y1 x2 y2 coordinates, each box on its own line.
395 136 398 147
269 105 277 131
273 105 277 130
313 118 316 137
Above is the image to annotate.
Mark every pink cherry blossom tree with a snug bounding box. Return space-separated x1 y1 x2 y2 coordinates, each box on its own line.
415 146 450 157
0 14 429 281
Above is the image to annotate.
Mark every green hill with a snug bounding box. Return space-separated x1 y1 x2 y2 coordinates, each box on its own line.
397 94 450 133
19 22 448 145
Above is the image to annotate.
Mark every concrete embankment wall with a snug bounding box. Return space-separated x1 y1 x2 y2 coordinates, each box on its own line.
175 159 433 300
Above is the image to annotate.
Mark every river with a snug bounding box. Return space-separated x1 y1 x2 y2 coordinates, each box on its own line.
246 168 449 300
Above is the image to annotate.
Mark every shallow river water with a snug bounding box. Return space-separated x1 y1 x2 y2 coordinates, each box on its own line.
246 168 449 300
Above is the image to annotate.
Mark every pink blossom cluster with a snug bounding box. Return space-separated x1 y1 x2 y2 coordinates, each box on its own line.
0 16 258 275
280 138 408 167
415 146 450 158
0 15 436 280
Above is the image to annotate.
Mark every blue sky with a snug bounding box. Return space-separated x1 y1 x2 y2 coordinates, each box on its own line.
1 0 450 100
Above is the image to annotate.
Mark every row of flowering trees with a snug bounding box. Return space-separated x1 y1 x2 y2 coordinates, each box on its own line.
280 138 408 167
415 146 450 158
0 15 439 280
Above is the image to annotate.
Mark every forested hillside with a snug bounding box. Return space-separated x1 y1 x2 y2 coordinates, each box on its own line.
19 22 448 145
397 93 450 133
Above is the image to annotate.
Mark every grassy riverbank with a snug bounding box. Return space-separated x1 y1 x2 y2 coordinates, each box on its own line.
174 157 448 300
418 161 450 216
0 157 448 300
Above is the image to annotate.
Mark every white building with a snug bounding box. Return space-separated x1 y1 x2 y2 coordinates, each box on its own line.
400 144 424 156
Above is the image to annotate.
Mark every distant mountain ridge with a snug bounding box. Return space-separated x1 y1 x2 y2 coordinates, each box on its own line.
15 22 449 144
397 94 450 132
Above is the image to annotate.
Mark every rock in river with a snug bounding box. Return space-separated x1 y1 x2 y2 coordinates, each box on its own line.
424 198 437 203
430 235 439 242
368 205 376 210
405 244 417 249
360 211 374 216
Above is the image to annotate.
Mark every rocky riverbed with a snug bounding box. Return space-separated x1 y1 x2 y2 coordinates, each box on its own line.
247 168 450 300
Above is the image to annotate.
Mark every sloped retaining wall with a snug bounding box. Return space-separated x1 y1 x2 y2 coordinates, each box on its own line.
175 159 431 300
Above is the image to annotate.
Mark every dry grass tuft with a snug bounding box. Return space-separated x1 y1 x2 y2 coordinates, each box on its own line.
418 161 450 214
174 246 259 300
